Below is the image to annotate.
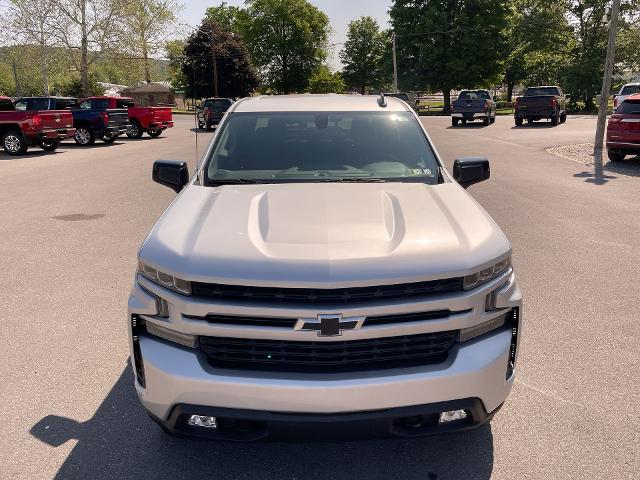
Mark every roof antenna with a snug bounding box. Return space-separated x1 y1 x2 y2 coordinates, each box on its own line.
377 92 387 108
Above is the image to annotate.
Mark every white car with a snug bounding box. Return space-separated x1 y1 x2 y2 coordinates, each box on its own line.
614 83 640 109
128 94 523 440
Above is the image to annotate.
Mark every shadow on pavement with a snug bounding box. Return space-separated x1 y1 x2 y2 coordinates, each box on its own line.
31 365 494 480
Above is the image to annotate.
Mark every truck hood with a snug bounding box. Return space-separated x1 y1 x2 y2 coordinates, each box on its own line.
140 183 511 287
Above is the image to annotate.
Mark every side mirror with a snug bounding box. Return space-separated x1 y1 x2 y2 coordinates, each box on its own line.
453 157 490 189
153 160 189 193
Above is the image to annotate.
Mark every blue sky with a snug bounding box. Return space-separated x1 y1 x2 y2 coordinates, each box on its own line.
180 0 393 70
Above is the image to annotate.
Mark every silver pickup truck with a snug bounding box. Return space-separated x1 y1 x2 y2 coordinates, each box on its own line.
128 94 522 441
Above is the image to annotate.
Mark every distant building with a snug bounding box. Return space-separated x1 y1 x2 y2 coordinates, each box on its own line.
120 83 175 106
98 82 128 96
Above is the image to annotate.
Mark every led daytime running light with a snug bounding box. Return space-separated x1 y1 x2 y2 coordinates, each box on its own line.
463 257 511 290
138 260 192 295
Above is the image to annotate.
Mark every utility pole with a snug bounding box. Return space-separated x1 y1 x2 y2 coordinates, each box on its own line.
210 26 219 97
593 0 620 167
12 59 21 97
392 32 398 93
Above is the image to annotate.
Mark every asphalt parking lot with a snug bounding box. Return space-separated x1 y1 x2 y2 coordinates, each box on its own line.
1 114 638 480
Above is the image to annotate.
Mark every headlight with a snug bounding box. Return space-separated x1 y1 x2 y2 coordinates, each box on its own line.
463 257 511 290
138 260 192 295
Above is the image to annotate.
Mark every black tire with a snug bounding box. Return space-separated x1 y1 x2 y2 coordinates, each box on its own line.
74 126 95 146
560 112 567 123
451 117 459 127
206 122 213 131
2 130 28 156
551 114 559 126
126 120 143 139
102 133 117 144
483 116 490 126
490 114 496 124
515 117 523 127
607 150 626 162
40 140 59 151
198 123 205 129
461 119 467 125
147 128 162 138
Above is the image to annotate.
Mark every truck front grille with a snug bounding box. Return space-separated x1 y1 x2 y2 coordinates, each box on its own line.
191 278 463 305
199 331 457 372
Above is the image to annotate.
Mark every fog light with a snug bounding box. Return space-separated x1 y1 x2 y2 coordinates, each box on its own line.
439 410 468 423
188 415 217 429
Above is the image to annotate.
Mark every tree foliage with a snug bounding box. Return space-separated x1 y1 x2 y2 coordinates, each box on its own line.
306 65 345 93
390 0 510 110
242 0 330 93
339 16 389 95
120 0 182 83
182 19 259 98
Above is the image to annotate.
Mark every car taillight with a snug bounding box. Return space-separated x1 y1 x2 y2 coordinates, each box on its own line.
32 114 42 128
549 98 557 107
102 112 109 124
613 97 618 108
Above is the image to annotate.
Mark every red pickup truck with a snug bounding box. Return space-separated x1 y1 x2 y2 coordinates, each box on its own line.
82 96 174 138
0 96 76 155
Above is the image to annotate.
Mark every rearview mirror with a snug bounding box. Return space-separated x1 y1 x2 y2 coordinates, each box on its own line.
153 160 189 193
453 157 490 188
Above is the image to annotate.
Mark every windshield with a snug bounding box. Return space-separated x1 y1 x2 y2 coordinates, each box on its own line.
620 85 640 96
204 112 440 184
525 87 560 96
616 100 640 114
458 90 490 100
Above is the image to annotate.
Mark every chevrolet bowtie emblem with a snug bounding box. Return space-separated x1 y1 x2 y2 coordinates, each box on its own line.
295 314 365 337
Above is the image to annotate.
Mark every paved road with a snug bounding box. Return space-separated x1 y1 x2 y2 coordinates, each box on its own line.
1 115 638 480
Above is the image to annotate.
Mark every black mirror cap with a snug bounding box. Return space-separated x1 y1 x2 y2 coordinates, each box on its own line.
453 157 490 189
153 160 189 193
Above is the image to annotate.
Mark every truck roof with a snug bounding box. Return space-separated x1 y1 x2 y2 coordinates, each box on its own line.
232 94 412 113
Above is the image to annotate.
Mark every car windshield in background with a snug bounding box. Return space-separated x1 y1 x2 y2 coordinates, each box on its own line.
0 99 15 110
525 87 560 96
620 85 640 96
205 112 440 184
617 100 640 114
459 91 490 100
206 99 233 109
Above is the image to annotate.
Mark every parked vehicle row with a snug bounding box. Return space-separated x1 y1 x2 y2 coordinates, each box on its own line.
2 95 174 155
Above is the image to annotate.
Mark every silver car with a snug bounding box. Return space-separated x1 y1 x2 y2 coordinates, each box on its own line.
129 94 523 440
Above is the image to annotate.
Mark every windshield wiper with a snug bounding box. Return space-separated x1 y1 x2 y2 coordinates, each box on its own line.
210 179 268 185
310 177 388 183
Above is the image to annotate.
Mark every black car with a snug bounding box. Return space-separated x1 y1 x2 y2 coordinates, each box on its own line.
197 98 234 130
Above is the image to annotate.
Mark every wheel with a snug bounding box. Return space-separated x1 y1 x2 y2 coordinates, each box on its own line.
198 123 205 129
607 150 626 162
451 117 459 127
206 122 213 131
40 140 59 151
74 126 95 146
147 128 162 138
560 112 567 123
515 117 523 127
483 116 490 126
551 114 559 126
126 120 143 139
490 114 496 124
2 130 28 155
102 134 116 144
461 119 467 125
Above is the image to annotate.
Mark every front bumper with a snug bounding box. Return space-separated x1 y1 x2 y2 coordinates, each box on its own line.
150 398 501 441
606 139 640 152
128 272 522 439
106 125 130 135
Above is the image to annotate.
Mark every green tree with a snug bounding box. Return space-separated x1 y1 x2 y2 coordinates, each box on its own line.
121 0 182 83
502 0 572 101
166 39 188 91
339 16 389 95
182 19 259 98
205 1 248 35
306 66 345 93
243 0 330 93
389 0 510 111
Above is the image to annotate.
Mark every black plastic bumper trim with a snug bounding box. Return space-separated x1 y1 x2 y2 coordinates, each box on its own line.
148 398 501 442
